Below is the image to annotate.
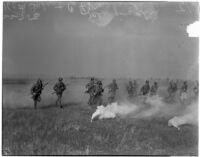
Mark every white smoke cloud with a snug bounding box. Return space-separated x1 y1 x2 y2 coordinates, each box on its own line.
168 101 198 130
91 101 138 122
91 95 198 130
91 95 165 121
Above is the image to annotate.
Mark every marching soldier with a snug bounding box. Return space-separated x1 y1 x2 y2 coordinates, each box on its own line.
168 80 177 96
167 80 173 96
180 81 188 93
85 77 96 106
167 80 178 102
31 78 47 109
150 82 158 96
107 79 119 103
179 81 188 101
173 81 178 93
193 81 199 97
140 80 150 96
133 80 138 96
53 77 66 108
127 80 134 98
93 80 104 106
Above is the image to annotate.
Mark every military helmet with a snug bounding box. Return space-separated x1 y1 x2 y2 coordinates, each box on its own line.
37 78 42 84
58 77 63 81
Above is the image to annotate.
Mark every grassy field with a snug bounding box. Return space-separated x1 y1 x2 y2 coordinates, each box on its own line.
2 78 198 155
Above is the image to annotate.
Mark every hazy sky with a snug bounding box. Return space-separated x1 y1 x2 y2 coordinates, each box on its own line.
3 2 199 79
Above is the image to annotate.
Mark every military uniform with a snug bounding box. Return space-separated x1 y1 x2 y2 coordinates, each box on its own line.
53 77 66 108
127 81 134 98
168 81 177 95
179 81 188 100
166 80 178 103
93 81 104 106
31 79 45 109
150 82 158 96
85 78 96 106
107 79 118 103
132 80 138 96
140 80 150 96
193 82 199 97
180 81 187 93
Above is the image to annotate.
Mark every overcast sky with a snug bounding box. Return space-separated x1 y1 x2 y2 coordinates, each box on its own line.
3 2 199 79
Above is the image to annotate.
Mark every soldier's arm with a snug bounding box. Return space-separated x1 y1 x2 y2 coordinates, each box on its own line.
53 84 57 91
62 83 66 90
31 86 35 94
86 83 90 89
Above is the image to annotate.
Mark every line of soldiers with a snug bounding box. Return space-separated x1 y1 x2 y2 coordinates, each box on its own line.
31 77 199 109
85 78 104 106
85 78 119 106
85 78 106 106
85 78 159 106
167 80 199 101
31 77 66 109
126 80 158 97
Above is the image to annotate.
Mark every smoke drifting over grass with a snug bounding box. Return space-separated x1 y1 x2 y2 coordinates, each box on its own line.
3 79 198 129
92 95 198 128
168 101 198 129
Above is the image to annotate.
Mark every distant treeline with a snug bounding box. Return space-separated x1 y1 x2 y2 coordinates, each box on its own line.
2 77 198 85
2 78 31 84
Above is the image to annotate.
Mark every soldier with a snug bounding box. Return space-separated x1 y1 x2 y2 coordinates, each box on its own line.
133 80 138 96
167 80 173 95
127 80 134 98
150 82 158 96
107 79 119 103
193 81 199 97
140 80 150 96
173 81 178 93
31 78 47 109
169 80 177 94
180 81 188 94
53 77 66 108
85 77 96 106
167 80 178 102
93 80 104 106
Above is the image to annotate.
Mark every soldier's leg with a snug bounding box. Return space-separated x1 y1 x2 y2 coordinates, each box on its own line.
34 100 37 109
91 96 97 105
90 94 96 106
59 95 63 108
109 96 114 103
33 94 39 109
56 94 59 105
98 96 103 106
108 92 112 103
88 95 91 105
